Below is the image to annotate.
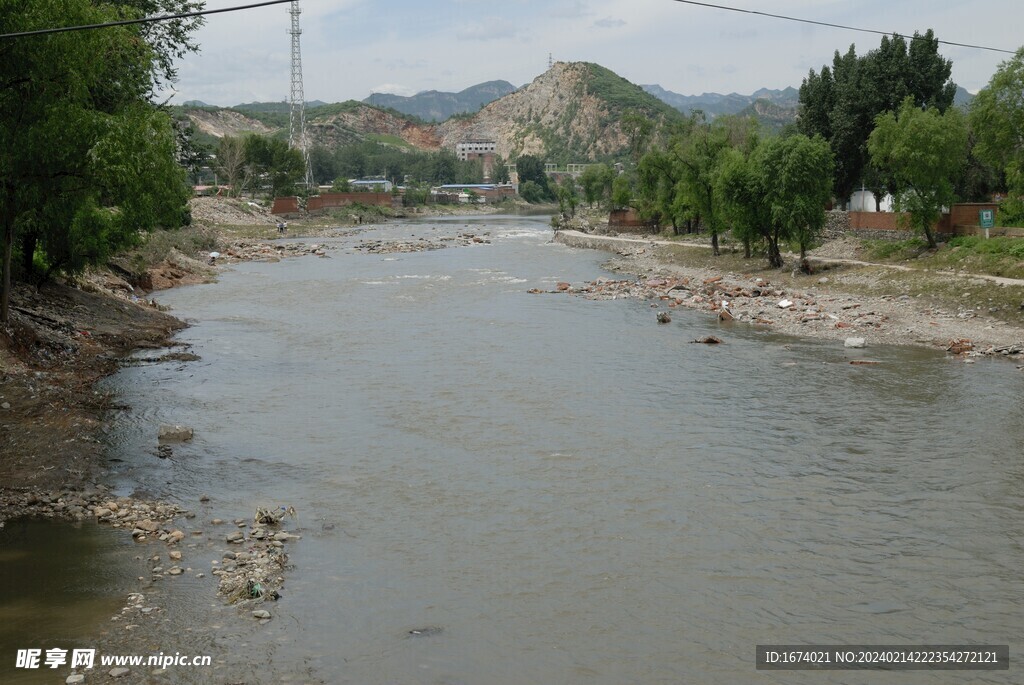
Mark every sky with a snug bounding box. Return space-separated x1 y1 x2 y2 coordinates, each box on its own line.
166 0 1022 106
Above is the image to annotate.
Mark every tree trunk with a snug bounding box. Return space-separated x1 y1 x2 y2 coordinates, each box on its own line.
20 231 37 282
766 232 783 268
711 231 720 256
1 223 12 325
743 237 751 259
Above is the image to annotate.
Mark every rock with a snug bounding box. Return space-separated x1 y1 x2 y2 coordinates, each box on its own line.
167 530 185 543
777 299 793 309
844 337 866 348
656 311 671 324
252 609 271 619
718 308 734 322
136 518 159 533
168 550 182 561
158 424 193 442
211 518 223 525
691 336 724 344
226 532 244 543
94 507 111 518
66 675 85 684
850 360 880 366
167 567 183 575
109 666 130 677
199 494 210 502
556 282 571 291
1 402 10 410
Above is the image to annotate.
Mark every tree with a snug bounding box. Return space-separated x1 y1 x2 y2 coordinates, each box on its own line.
515 154 552 200
216 136 248 196
242 135 306 198
748 134 834 267
674 113 733 254
579 164 614 207
1 0 198 322
611 174 633 210
970 47 1024 223
620 109 654 163
799 30 957 205
869 98 967 248
491 154 511 184
556 176 579 218
715 147 766 259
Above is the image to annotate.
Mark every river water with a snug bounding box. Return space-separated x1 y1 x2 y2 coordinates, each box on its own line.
89 215 1024 683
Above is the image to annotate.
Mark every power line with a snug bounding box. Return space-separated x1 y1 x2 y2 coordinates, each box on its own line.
670 0 1016 55
0 0 295 40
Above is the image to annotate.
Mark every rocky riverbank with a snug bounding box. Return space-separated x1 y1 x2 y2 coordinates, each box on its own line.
553 229 1024 361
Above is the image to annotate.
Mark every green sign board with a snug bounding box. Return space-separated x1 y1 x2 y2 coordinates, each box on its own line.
980 209 995 229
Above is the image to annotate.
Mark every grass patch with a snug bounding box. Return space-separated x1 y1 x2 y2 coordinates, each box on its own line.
122 227 219 271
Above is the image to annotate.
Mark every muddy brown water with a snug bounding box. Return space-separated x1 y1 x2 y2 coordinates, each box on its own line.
5 215 1023 683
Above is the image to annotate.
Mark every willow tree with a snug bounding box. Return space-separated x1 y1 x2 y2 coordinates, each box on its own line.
869 98 968 248
0 0 200 323
970 47 1024 224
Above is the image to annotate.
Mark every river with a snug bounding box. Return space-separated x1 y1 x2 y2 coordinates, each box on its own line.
24 214 1024 683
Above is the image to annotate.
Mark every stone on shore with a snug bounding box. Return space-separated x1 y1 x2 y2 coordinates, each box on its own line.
844 337 867 348
109 666 130 677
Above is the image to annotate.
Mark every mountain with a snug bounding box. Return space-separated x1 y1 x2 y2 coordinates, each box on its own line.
953 85 974 108
433 62 683 162
642 84 799 119
181 63 748 162
364 81 517 122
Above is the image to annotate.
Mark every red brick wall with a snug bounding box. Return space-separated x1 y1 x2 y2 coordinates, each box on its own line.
849 211 952 234
306 192 392 211
271 196 300 215
608 209 656 233
949 203 999 228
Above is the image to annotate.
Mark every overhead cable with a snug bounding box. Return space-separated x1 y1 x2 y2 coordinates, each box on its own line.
670 0 1016 54
0 0 295 40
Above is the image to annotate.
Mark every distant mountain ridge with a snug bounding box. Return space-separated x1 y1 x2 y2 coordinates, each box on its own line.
364 81 517 122
642 84 800 119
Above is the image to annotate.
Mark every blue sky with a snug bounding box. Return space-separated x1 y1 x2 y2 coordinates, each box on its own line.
168 0 1022 106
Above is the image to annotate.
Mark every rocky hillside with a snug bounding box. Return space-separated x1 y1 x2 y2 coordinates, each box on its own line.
436 62 682 162
364 80 517 122
180 62 685 162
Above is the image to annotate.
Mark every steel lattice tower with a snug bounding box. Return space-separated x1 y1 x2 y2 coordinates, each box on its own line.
288 1 314 189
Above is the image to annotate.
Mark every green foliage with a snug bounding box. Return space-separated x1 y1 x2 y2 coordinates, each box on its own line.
1 0 198 320
869 98 968 247
556 176 580 217
242 135 306 197
582 63 680 121
799 30 957 202
611 174 633 210
519 180 546 204
970 47 1024 224
579 164 615 207
515 154 553 200
324 141 481 186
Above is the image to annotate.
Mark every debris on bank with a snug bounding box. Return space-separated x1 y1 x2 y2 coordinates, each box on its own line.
538 273 1024 359
353 232 490 254
214 506 300 617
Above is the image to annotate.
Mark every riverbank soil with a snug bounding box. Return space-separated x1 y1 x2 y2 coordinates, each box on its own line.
0 280 184 500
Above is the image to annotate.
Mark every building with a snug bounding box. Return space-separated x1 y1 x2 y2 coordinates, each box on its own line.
431 183 516 204
350 178 393 192
455 141 498 181
455 141 497 161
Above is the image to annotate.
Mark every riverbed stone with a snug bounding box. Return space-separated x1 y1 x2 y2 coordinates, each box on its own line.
136 518 159 533
109 666 131 677
252 609 271 619
226 531 244 543
158 424 193 442
844 337 867 348
66 675 85 684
